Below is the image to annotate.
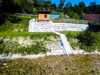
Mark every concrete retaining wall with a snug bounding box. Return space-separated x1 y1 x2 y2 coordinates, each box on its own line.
29 20 88 32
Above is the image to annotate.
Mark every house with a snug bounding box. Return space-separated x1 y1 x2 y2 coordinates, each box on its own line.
37 10 50 22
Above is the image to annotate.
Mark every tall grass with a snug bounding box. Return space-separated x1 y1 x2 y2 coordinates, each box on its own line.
0 32 57 39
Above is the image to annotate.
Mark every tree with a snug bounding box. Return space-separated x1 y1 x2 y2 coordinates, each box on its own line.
78 1 86 12
51 4 57 11
13 0 33 13
73 1 86 15
86 1 96 13
0 0 19 25
78 31 95 46
58 0 65 12
63 2 73 15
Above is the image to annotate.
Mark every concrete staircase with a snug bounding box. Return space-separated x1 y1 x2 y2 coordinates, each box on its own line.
53 32 73 55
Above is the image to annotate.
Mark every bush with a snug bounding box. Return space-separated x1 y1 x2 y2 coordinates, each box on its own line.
8 16 21 23
77 31 100 52
88 22 100 32
0 32 57 54
67 10 80 19
78 31 95 46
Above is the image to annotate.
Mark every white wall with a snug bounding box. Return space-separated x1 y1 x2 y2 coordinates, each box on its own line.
29 20 88 32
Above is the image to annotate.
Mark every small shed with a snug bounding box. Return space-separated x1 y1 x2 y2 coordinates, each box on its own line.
37 10 50 22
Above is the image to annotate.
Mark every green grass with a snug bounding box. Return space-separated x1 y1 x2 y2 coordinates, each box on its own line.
0 55 100 75
0 32 57 39
62 31 80 38
0 31 80 49
0 15 32 32
0 41 48 54
62 31 81 49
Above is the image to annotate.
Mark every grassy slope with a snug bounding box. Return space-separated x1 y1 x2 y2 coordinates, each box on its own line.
0 32 57 38
0 15 32 32
0 32 58 54
0 55 100 75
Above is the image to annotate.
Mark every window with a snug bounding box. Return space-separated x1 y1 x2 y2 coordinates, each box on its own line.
44 14 47 18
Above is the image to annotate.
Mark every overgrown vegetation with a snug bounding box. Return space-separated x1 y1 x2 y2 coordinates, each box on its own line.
62 31 100 52
0 15 32 32
62 31 80 49
0 55 100 75
62 31 80 38
0 39 47 54
0 32 57 54
0 31 100 53
0 32 57 55
78 31 100 52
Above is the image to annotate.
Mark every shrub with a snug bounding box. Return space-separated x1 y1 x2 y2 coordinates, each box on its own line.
8 16 21 23
78 31 95 46
77 31 100 52
0 32 57 40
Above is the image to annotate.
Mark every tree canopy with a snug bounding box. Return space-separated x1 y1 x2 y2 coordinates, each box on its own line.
0 0 100 24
